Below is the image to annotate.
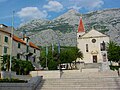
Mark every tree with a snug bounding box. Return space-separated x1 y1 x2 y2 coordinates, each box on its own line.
74 47 83 68
1 55 34 75
40 46 83 70
60 47 83 69
1 55 10 71
107 41 120 65
40 46 59 70
12 60 34 75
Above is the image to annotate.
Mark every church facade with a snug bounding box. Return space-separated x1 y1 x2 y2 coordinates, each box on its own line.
77 18 109 63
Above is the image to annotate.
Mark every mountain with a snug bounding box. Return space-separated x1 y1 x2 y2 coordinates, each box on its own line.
16 8 120 46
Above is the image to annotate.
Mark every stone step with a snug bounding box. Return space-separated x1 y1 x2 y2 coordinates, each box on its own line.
41 85 120 88
40 81 120 86
61 74 118 78
36 71 119 90
41 77 120 82
38 87 120 90
39 89 120 90
41 81 120 84
37 78 120 90
42 81 120 84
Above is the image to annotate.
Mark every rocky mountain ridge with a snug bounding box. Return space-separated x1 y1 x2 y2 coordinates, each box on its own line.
16 8 120 46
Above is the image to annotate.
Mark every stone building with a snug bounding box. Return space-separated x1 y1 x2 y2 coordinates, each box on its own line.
0 24 40 70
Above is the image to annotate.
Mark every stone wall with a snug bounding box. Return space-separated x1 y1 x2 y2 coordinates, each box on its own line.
30 70 60 79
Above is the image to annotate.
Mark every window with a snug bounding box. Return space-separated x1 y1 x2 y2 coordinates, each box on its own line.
100 41 106 51
93 55 97 63
86 44 88 52
26 46 29 52
4 36 8 43
103 53 107 62
26 55 28 61
92 39 96 43
4 46 7 54
18 43 21 48
33 56 36 62
17 53 20 59
34 49 36 53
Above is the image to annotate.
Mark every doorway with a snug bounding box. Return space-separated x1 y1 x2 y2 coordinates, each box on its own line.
93 55 97 63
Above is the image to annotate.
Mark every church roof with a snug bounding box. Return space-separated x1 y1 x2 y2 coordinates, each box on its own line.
78 17 85 33
81 29 109 38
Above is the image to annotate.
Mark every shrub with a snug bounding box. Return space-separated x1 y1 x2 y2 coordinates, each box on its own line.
0 78 27 83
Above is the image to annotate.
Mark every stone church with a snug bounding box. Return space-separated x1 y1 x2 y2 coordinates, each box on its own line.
77 17 109 64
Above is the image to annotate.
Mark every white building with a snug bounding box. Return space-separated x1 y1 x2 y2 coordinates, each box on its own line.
77 18 109 64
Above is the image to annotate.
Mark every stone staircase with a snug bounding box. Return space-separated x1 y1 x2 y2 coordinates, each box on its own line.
36 71 120 90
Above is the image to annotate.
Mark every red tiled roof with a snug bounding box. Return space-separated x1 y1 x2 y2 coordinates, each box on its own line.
13 35 26 44
0 24 40 50
29 42 40 50
13 36 39 50
78 17 85 33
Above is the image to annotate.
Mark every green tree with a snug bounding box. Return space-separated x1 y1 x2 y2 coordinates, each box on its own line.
1 55 10 71
60 47 83 69
1 55 34 75
12 60 34 75
40 46 59 70
40 46 83 70
107 41 120 65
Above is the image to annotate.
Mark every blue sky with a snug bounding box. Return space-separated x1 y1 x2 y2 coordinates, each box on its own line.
0 0 120 27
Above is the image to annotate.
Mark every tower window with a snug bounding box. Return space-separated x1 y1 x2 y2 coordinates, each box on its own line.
100 41 106 51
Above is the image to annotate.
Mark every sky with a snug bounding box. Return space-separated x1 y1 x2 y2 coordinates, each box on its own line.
0 0 120 27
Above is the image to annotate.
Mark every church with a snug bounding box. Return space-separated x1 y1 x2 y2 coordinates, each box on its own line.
77 17 109 64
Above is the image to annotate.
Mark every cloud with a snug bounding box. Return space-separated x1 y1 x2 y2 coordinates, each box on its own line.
17 7 47 21
79 0 104 10
68 6 82 11
58 0 104 11
43 1 63 12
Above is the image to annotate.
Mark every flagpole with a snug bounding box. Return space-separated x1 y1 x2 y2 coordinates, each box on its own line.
9 11 15 78
46 45 48 70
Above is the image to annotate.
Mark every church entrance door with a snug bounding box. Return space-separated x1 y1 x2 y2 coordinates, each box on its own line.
93 55 97 63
